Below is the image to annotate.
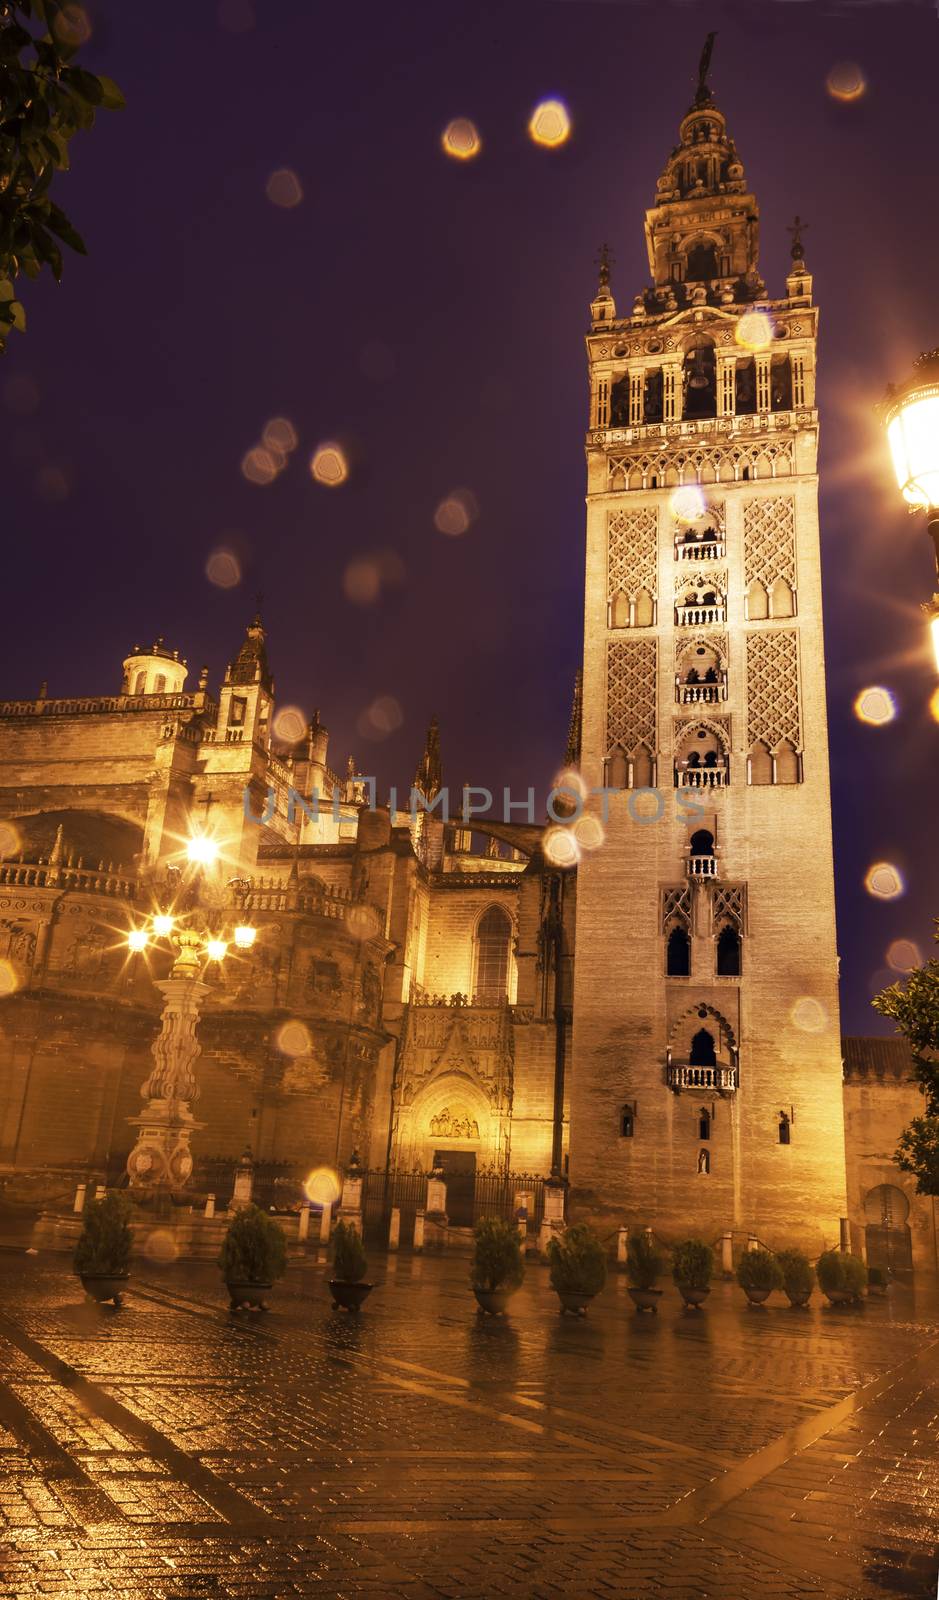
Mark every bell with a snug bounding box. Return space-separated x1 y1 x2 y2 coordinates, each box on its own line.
688 353 709 390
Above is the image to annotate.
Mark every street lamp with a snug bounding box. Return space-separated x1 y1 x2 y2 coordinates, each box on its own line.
882 349 939 670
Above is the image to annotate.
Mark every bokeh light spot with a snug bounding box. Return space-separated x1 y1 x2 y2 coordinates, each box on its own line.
206 547 242 588
790 997 827 1034
140 1228 179 1263
543 826 580 867
0 820 22 859
273 705 307 744
343 559 381 606
434 487 478 536
442 118 481 160
311 442 348 487
887 939 922 973
241 446 281 486
276 1019 312 1057
864 862 904 900
735 310 773 352
357 695 403 740
573 815 604 851
929 686 939 724
262 416 298 454
854 686 896 726
553 768 589 803
346 903 382 941
826 61 866 101
0 960 18 997
528 99 571 148
266 167 303 208
669 485 707 525
304 1167 341 1205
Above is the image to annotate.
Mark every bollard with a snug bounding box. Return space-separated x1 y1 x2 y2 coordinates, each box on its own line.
413 1208 425 1252
319 1203 332 1245
204 1193 215 1220
539 1221 552 1258
617 1226 629 1266
721 1230 733 1276
839 1216 850 1252
388 1207 400 1251
73 1182 87 1215
297 1204 310 1242
94 1185 106 1201
747 1233 758 1252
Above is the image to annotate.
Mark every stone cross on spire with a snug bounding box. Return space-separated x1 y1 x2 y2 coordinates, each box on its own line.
787 215 809 262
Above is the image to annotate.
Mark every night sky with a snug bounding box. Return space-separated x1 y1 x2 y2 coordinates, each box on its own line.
3 0 937 1032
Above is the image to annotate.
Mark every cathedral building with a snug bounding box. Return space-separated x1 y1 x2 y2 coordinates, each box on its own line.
0 54 933 1269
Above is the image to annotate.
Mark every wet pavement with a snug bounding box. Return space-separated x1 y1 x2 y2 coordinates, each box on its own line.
0 1245 937 1599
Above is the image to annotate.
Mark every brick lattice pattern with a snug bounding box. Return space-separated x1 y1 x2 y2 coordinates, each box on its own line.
746 628 801 750
606 639 657 754
743 495 796 588
608 507 658 601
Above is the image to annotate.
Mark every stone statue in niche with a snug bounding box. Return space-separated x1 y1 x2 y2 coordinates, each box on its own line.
429 1106 480 1140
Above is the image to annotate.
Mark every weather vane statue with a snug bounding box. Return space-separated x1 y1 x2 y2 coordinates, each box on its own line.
695 31 717 105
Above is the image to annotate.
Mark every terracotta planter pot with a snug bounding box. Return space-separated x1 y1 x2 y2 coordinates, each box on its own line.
743 1286 772 1306
473 1286 512 1316
330 1280 373 1313
555 1289 595 1316
785 1289 812 1307
678 1285 710 1309
628 1286 663 1314
226 1280 273 1311
79 1272 128 1306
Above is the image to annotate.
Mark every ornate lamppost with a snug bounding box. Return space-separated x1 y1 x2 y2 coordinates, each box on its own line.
124 834 257 1190
881 349 939 671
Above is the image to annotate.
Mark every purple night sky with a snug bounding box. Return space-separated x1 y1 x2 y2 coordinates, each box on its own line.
2 1 937 1032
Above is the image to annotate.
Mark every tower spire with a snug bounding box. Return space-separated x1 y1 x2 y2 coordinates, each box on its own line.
413 716 443 802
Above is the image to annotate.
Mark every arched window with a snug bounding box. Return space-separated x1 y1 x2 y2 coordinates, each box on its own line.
769 577 794 618
775 740 799 784
644 369 664 424
683 340 716 420
749 741 772 785
697 1148 710 1174
632 747 653 789
474 906 512 1004
771 354 792 411
634 589 654 627
621 1106 635 1138
153 674 166 693
686 241 718 281
133 671 146 694
666 926 690 976
778 1112 791 1146
610 375 630 428
607 748 627 789
747 580 768 620
611 592 629 628
716 924 741 976
690 1028 716 1066
735 359 756 415
690 829 714 856
698 1107 711 1140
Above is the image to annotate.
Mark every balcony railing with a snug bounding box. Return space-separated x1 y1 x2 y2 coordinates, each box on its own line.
667 1063 737 1093
686 854 717 878
676 604 725 626
676 540 725 562
0 861 138 898
677 766 729 788
677 683 722 705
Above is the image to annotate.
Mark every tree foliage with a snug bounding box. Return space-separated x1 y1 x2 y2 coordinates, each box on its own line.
872 920 939 1192
0 0 124 350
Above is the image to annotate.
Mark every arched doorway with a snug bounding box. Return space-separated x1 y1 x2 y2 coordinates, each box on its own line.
864 1183 913 1274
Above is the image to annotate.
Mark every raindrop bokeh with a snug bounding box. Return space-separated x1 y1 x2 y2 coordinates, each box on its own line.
864 862 904 901
790 996 827 1034
206 547 242 589
442 118 481 160
434 488 478 536
310 442 349 487
528 99 571 148
854 686 896 726
886 939 922 973
826 61 866 101
273 705 307 744
266 167 303 208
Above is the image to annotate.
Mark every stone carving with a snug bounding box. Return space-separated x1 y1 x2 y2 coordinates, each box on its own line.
429 1107 480 1139
126 975 209 1190
608 506 658 602
0 920 36 966
713 884 747 934
746 629 801 750
743 495 796 589
607 638 657 754
607 440 792 492
63 926 108 977
661 885 692 933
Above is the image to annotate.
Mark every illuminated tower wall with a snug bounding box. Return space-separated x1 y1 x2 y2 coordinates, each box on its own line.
569 70 848 1250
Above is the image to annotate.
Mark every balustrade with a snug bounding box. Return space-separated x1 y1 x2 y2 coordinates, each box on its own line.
667 1063 737 1092
677 766 728 789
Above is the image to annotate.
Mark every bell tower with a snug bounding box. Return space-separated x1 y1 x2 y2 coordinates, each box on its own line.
569 41 847 1251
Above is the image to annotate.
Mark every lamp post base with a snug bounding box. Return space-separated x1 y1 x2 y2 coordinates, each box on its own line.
126 1101 205 1189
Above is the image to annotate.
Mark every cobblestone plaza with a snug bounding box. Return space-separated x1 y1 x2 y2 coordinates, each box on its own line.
0 1248 936 1599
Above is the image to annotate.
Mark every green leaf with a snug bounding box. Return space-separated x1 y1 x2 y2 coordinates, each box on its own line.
96 75 125 111
62 64 102 104
10 298 26 331
46 201 85 253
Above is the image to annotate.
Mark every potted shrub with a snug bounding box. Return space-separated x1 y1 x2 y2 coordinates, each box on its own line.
816 1248 866 1306
547 1223 607 1315
218 1204 287 1310
735 1247 783 1307
672 1238 713 1308
329 1220 372 1312
470 1216 524 1315
74 1191 132 1305
625 1231 665 1313
867 1265 889 1297
777 1248 815 1308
